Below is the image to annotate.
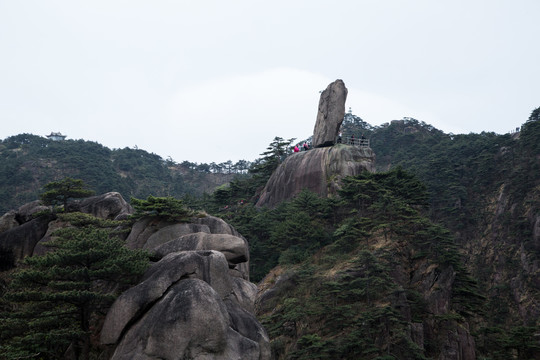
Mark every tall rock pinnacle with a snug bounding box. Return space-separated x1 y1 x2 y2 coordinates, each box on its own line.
312 79 348 148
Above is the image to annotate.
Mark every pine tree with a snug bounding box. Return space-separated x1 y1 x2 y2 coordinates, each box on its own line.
250 136 296 178
130 195 197 222
0 213 149 360
40 177 95 211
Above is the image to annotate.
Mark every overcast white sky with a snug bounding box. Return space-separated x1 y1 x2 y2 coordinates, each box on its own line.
1 1 539 164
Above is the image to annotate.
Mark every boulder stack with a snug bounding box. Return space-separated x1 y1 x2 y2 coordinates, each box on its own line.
101 215 269 359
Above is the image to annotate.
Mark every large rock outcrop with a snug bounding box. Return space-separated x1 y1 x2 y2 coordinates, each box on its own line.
126 215 250 280
0 211 18 233
1 193 269 359
0 192 136 268
312 79 348 148
152 232 248 267
101 251 270 360
66 192 133 220
0 214 54 270
256 144 375 208
100 209 268 359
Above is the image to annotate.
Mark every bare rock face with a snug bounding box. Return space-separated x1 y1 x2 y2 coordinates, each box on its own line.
230 277 258 314
66 192 133 220
152 232 249 267
126 218 210 250
127 215 250 280
256 144 375 208
142 223 211 250
409 261 476 358
32 219 66 256
312 79 348 148
195 215 241 236
0 214 54 269
16 200 49 223
0 201 50 233
0 211 18 233
101 251 270 360
195 215 251 279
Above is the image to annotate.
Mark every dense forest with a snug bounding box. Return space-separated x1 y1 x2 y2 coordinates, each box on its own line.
190 108 540 359
0 107 539 359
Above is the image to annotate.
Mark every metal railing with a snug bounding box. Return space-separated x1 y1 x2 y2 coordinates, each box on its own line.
336 136 370 147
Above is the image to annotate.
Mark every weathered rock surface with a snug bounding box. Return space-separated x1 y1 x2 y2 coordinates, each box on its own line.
152 232 249 266
256 144 375 208
0 200 50 233
230 277 258 314
16 200 50 223
195 215 242 236
312 79 348 148
32 219 68 256
102 251 270 360
0 211 18 233
127 215 250 279
143 223 211 250
66 192 133 220
0 214 54 268
126 218 209 250
196 215 251 278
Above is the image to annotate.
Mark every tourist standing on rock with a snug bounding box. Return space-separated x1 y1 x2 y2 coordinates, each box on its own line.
350 134 355 145
294 145 300 153
337 131 342 143
303 142 309 151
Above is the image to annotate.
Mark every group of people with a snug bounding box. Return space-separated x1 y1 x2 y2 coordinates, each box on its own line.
293 142 310 153
291 131 367 153
337 131 366 145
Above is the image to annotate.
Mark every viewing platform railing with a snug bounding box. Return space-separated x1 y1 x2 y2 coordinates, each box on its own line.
336 136 370 147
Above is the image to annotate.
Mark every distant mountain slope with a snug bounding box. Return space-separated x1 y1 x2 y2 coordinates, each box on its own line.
0 134 236 213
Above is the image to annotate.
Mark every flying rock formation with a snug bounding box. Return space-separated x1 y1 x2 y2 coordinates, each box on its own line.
312 79 348 148
256 79 374 208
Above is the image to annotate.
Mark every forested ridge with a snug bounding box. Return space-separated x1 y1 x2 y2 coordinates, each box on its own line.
0 134 248 214
0 107 539 359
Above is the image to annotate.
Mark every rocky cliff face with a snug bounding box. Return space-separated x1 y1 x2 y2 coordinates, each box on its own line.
463 182 540 325
256 228 478 359
256 144 375 208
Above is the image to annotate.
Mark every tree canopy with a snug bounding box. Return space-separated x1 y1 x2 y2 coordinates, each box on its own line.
130 195 198 222
0 213 149 360
39 177 95 211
